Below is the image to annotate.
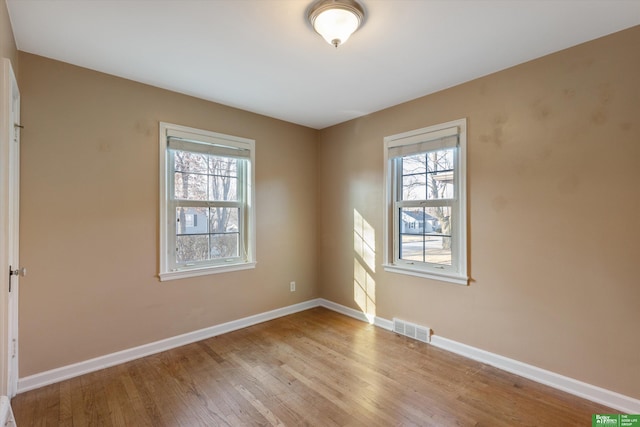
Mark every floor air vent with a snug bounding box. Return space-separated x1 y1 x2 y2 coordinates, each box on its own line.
393 318 431 343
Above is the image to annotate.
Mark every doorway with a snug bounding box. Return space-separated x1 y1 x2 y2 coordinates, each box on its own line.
1 57 21 398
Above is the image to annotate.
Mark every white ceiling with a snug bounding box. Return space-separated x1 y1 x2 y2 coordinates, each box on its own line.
7 0 640 129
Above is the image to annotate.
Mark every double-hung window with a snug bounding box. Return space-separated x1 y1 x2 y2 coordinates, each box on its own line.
383 118 468 285
159 122 255 281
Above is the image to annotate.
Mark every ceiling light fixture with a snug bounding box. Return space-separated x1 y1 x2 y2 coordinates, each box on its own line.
307 0 365 48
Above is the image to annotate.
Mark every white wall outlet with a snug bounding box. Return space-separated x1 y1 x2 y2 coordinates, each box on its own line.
290 281 296 292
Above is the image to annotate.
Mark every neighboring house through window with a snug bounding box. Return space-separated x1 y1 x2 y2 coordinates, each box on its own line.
383 118 468 285
159 122 256 281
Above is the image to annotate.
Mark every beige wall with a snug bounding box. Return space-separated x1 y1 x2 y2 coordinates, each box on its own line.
0 0 17 69
318 26 640 399
18 53 318 376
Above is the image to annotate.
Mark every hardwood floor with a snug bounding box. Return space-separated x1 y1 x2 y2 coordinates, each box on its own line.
12 307 614 426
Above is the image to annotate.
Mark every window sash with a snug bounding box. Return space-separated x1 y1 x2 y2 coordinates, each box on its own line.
396 147 459 204
167 205 248 270
168 149 246 203
168 202 246 268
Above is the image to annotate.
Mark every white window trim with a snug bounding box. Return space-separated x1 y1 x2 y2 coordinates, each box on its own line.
159 122 256 281
382 118 468 286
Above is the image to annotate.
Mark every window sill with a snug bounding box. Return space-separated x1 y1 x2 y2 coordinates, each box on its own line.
159 262 256 282
382 264 468 286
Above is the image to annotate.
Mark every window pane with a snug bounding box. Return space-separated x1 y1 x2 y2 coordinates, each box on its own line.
176 207 208 235
209 157 238 201
399 206 452 266
174 151 208 174
209 207 239 233
176 235 209 263
403 173 426 201
209 176 238 201
210 233 239 258
210 156 237 177
402 155 426 201
426 149 454 200
174 172 208 200
402 155 426 175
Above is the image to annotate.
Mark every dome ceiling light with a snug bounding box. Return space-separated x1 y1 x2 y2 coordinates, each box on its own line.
307 0 365 48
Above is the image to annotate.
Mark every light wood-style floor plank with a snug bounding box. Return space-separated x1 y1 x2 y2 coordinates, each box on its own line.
12 307 615 426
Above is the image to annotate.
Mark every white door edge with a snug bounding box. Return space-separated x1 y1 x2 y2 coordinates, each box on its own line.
1 57 20 398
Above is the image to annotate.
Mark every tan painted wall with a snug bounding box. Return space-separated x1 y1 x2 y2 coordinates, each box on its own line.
18 52 318 376
0 0 17 69
318 26 640 399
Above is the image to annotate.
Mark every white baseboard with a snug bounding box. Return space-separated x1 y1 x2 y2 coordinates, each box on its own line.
18 297 640 414
319 299 640 414
429 336 640 414
17 299 321 393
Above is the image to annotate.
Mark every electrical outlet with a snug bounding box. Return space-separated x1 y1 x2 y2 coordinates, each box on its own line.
290 281 296 292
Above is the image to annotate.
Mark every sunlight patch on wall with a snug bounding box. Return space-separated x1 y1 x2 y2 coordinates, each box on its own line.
354 209 376 323
354 209 375 272
354 259 376 323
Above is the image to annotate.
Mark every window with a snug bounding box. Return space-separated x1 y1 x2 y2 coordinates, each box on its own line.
159 122 255 281
383 118 468 285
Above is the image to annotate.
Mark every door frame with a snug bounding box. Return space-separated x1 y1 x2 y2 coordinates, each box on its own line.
1 57 20 398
